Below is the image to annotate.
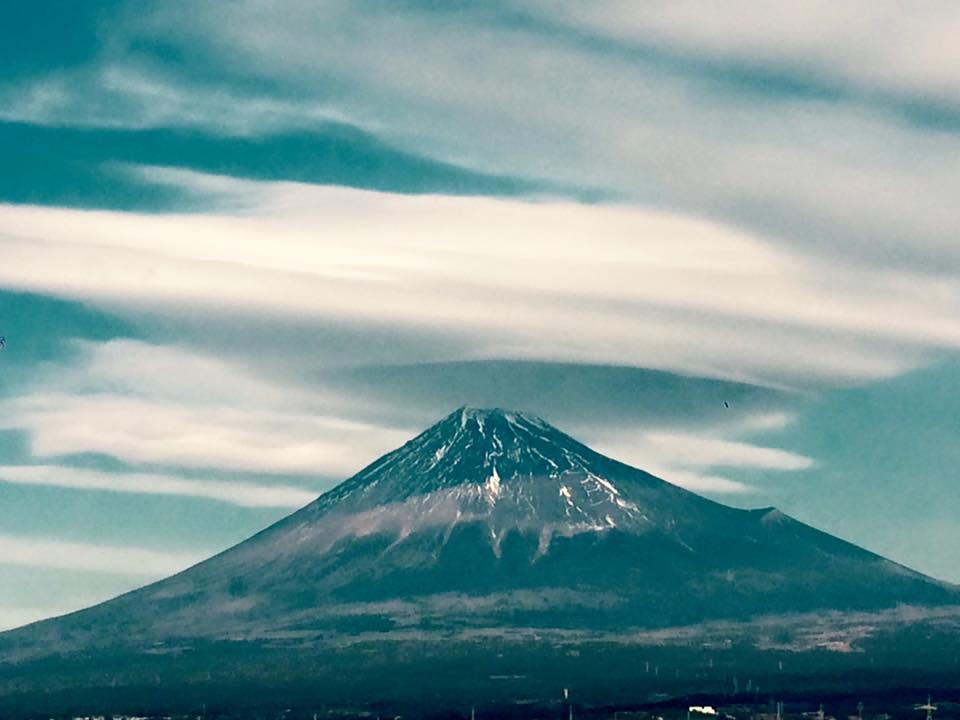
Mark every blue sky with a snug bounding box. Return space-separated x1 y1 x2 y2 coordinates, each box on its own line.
1 1 960 629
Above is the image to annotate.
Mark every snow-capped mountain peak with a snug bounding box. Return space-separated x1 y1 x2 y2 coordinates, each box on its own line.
287 408 677 555
312 406 652 512
4 406 955 684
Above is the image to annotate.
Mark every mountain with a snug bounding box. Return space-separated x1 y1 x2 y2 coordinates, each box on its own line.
1 408 958 714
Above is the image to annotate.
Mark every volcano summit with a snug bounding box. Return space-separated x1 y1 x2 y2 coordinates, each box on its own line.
1 408 958 712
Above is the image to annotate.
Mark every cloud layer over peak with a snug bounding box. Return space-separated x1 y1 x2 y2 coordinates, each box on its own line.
2 176 958 390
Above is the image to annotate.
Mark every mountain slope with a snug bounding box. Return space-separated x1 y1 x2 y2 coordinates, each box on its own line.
2 407 955 665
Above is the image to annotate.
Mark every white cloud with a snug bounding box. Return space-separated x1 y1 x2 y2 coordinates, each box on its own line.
0 464 317 509
6 392 406 476
87 2 960 274
728 412 797 434
587 419 814 495
533 1 960 110
0 534 204 577
3 1 958 281
643 469 753 495
0 334 813 498
1 179 958 387
631 431 814 472
0 339 413 477
0 65 353 136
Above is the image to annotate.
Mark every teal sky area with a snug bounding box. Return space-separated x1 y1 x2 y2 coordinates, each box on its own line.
1 1 959 629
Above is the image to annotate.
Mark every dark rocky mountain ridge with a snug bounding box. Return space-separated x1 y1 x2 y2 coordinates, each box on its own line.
1 407 958 713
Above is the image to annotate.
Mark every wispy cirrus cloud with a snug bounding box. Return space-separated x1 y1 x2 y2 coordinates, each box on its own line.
0 533 204 577
589 421 814 495
0 334 810 496
0 65 354 136
635 470 753 496
0 465 316 509
619 431 814 472
531 1 960 111
3 1 958 278
6 392 405 477
1 339 412 478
